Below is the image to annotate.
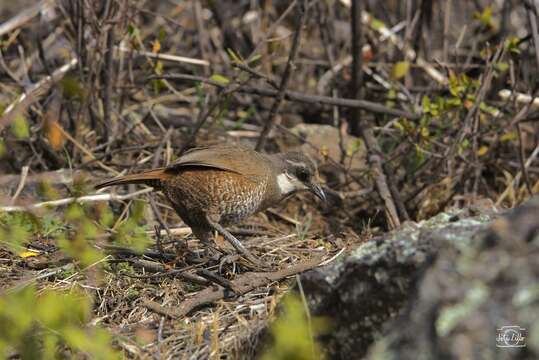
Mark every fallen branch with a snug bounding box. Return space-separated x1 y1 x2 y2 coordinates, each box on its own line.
142 256 323 318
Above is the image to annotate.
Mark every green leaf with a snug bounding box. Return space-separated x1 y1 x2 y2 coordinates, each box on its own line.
391 61 410 80
474 6 493 28
127 24 140 37
209 73 231 85
504 36 521 54
226 48 243 64
477 145 489 156
11 114 29 139
500 131 517 142
0 287 120 359
248 54 262 64
157 27 166 42
261 294 329 360
421 96 431 113
370 18 386 30
495 62 509 72
60 77 86 99
0 138 5 157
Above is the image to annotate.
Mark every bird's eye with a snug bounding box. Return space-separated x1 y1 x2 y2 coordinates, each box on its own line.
296 168 310 182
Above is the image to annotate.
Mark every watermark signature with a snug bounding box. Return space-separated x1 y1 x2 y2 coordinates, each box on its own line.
496 326 527 348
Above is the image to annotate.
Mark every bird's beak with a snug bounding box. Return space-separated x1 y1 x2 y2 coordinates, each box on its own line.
308 182 327 203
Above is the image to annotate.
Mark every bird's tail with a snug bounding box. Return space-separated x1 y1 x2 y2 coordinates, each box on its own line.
95 168 170 189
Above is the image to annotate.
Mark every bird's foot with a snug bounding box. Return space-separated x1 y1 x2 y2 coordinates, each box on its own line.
206 219 271 270
218 254 240 272
201 245 223 262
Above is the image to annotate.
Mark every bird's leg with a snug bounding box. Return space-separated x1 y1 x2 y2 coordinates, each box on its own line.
193 229 222 260
205 217 269 269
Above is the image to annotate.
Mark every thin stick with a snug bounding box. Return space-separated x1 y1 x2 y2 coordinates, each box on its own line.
0 58 78 132
1 188 153 212
0 0 54 37
155 74 420 120
116 45 209 66
196 269 239 293
526 1 539 71
350 0 402 228
496 143 539 206
247 0 298 62
54 122 119 175
9 166 29 206
516 122 533 196
103 26 115 149
256 0 308 151
498 90 539 108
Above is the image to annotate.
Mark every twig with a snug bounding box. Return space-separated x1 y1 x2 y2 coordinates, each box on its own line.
256 0 308 150
0 169 87 188
337 2 517 127
232 62 279 89
525 1 539 70
516 122 533 196
0 58 78 132
247 0 298 62
150 128 174 242
99 244 177 260
116 45 209 66
179 94 219 154
498 89 539 108
54 121 120 175
318 247 346 266
103 25 115 150
0 0 54 37
446 47 502 163
495 101 537 204
142 256 323 318
124 261 210 286
349 0 364 136
9 166 29 206
496 142 539 206
150 227 192 237
350 1 402 228
196 269 239 293
193 0 211 76
4 265 72 294
345 2 448 85
155 74 420 119
1 188 153 212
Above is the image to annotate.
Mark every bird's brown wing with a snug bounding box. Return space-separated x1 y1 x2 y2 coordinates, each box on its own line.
166 145 267 181
95 168 169 189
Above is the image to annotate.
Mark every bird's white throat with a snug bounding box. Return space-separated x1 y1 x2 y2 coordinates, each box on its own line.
276 173 296 195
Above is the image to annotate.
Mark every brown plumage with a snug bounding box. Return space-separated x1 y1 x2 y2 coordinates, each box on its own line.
95 145 326 265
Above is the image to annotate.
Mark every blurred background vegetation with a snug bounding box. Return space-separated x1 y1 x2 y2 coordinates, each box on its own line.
0 0 538 358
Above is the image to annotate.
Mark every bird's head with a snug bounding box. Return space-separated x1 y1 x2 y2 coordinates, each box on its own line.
275 151 326 203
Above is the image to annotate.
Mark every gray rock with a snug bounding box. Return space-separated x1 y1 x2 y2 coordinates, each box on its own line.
300 199 539 359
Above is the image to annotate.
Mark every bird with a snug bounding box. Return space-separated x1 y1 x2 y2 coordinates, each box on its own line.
95 144 326 267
